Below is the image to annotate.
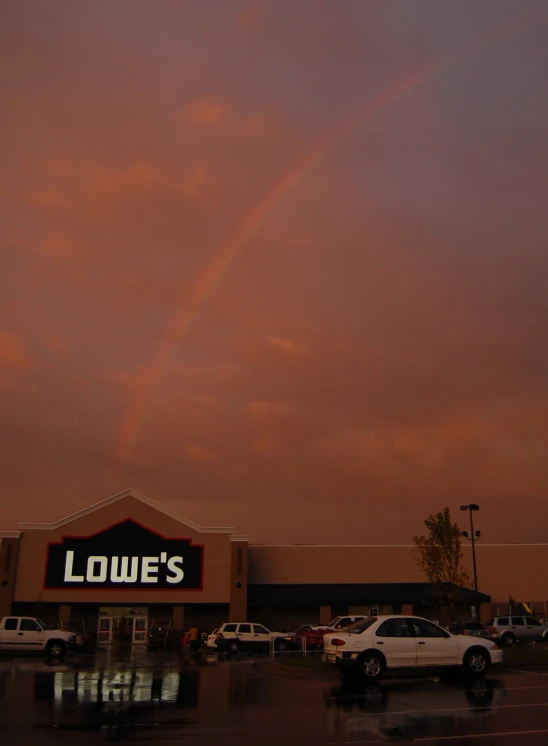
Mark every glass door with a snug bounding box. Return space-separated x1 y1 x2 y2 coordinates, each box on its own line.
97 617 113 646
132 616 148 645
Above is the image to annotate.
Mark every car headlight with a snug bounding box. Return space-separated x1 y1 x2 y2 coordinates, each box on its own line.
69 634 76 642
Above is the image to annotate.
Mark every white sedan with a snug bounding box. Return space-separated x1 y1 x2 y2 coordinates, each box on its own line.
324 615 503 681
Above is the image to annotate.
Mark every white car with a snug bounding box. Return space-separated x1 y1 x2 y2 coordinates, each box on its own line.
324 615 503 681
205 628 220 649
310 615 367 632
214 622 297 653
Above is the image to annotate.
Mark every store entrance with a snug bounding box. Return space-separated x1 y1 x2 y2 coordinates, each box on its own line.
97 607 148 646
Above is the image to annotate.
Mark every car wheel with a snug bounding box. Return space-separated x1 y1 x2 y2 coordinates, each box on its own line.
463 648 489 677
46 641 66 661
274 640 286 653
502 632 515 648
228 640 239 654
357 652 385 682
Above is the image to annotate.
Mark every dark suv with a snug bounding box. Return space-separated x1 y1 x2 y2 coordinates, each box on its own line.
449 621 486 637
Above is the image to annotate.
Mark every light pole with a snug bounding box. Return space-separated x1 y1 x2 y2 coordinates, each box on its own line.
461 504 480 617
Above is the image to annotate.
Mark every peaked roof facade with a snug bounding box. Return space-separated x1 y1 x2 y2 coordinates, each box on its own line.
16 488 249 541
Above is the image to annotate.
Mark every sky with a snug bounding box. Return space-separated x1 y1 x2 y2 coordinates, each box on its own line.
1 0 548 544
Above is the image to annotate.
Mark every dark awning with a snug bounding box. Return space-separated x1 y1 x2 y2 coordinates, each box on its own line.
247 583 490 607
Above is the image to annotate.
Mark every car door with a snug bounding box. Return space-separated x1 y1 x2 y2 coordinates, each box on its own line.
0 617 20 650
410 618 459 666
252 624 272 652
374 618 417 667
18 618 45 650
510 616 526 640
236 624 254 651
524 617 543 640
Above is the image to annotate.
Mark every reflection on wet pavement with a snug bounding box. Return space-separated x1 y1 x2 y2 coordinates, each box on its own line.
2 651 548 744
324 677 507 741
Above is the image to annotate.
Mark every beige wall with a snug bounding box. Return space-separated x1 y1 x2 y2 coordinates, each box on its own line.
14 495 233 605
248 544 548 604
229 541 248 621
0 538 20 619
248 546 425 584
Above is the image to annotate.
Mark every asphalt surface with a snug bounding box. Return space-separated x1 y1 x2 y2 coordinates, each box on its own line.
1 650 548 744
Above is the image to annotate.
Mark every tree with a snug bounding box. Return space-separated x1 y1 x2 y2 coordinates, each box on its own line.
413 508 472 618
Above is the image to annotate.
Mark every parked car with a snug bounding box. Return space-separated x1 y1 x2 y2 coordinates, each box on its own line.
0 616 76 660
205 628 220 648
294 625 326 650
214 622 297 654
310 615 367 631
324 615 503 681
484 616 548 647
60 618 95 649
449 621 487 637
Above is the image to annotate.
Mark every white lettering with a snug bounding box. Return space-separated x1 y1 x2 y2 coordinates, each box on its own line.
160 552 167 563
86 556 108 582
63 551 84 582
110 556 139 583
166 556 184 584
141 557 159 583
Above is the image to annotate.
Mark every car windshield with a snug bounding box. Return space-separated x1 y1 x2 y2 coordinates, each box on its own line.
326 618 341 627
37 620 50 630
348 617 378 634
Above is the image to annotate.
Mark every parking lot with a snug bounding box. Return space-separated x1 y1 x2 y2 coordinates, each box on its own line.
1 650 548 744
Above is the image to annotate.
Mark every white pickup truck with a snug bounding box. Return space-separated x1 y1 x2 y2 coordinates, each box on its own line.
0 616 76 659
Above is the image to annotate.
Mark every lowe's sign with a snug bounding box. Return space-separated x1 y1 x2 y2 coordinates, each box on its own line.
44 519 203 590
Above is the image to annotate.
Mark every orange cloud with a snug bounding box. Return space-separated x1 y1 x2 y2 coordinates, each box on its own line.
267 336 297 355
102 371 151 387
0 379 38 395
29 188 68 207
246 401 292 417
0 333 32 368
186 444 218 463
35 159 209 208
177 97 230 127
175 97 272 138
40 235 73 259
251 440 273 452
43 336 67 357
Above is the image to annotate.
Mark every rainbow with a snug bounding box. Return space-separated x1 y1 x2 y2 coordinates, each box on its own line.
115 66 434 462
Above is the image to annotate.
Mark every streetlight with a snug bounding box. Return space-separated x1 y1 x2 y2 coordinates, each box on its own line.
461 504 480 617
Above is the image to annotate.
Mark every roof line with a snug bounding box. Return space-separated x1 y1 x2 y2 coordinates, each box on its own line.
248 543 548 548
17 489 235 534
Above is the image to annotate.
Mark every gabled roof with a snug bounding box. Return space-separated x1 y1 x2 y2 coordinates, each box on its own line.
18 488 248 539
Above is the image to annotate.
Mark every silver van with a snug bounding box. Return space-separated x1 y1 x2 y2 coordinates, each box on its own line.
484 616 548 646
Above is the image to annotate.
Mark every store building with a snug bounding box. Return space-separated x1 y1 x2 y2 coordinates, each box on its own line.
1 489 547 641
0 490 248 643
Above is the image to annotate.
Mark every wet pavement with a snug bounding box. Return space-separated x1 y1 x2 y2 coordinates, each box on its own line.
2 650 548 744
